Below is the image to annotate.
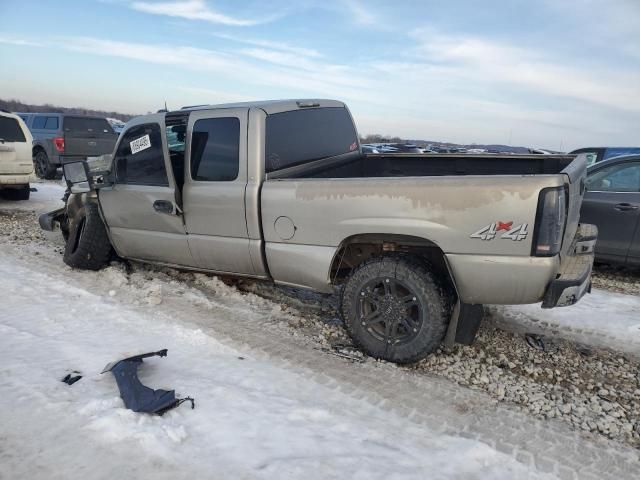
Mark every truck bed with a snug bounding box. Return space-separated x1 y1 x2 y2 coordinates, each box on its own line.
268 153 576 179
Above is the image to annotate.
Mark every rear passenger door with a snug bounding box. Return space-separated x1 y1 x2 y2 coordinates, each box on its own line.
182 108 255 274
581 160 640 263
99 114 196 267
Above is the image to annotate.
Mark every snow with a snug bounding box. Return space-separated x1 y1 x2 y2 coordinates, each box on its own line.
492 290 640 358
3 179 66 212
0 247 545 479
1 180 639 478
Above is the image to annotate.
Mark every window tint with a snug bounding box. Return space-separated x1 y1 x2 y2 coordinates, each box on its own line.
265 107 358 173
190 117 239 181
64 117 114 136
32 116 46 129
45 116 58 129
114 123 168 186
586 162 640 192
0 116 27 142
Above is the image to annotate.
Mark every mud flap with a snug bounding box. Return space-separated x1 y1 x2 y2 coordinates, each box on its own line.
444 301 484 347
101 349 194 415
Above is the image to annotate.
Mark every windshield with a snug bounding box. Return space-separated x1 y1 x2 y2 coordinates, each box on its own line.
603 148 640 160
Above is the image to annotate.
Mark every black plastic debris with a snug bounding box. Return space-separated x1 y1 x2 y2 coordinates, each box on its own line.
101 349 194 415
525 334 545 351
62 372 82 385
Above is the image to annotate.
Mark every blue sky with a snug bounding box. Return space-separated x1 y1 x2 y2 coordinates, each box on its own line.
1 0 639 149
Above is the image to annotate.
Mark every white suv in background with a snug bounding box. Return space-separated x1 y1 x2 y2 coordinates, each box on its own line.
0 111 33 200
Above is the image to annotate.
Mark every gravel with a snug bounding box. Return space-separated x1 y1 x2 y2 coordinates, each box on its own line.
2 207 640 450
592 264 640 296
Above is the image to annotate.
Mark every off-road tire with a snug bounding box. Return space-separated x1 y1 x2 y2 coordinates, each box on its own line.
63 202 112 270
341 255 451 363
34 150 57 179
2 186 30 201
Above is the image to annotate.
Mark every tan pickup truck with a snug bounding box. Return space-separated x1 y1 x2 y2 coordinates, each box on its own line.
41 99 597 363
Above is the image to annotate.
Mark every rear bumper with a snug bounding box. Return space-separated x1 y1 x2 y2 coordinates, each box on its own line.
0 173 31 186
541 223 597 308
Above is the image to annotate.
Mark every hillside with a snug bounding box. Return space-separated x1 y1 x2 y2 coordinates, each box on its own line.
0 99 137 123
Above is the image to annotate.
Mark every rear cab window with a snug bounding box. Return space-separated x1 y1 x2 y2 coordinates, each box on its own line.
265 107 358 173
64 117 114 136
0 116 27 143
113 123 168 186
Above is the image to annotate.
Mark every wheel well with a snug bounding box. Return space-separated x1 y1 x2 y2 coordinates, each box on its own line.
33 145 45 156
329 234 456 294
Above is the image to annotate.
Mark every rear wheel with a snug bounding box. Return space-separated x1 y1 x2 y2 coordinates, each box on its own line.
63 202 113 270
341 255 451 363
34 150 57 179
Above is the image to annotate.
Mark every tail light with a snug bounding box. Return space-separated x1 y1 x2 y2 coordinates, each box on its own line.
532 187 566 256
53 137 65 152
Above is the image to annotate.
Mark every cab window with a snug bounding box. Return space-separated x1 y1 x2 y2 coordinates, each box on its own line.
265 107 357 173
190 117 240 181
114 124 168 186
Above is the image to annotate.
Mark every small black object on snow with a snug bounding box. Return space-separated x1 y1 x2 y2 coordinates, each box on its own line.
101 349 195 415
30 187 38 192
62 373 82 385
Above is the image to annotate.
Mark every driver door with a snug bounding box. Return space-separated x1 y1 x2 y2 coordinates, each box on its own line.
99 114 196 267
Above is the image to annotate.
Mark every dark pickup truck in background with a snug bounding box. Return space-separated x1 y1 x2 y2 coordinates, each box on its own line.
16 112 118 179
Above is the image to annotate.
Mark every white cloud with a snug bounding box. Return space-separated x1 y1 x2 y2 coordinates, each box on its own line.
342 0 377 25
130 0 279 26
0 37 44 47
54 36 373 102
211 32 323 59
409 29 640 113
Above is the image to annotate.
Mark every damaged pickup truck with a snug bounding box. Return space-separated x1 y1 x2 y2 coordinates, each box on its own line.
41 99 597 363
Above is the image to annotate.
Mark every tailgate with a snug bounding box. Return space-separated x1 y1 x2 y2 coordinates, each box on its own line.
63 117 117 158
559 153 588 259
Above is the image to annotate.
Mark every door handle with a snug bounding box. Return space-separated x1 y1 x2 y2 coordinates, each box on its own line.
614 203 639 211
153 200 175 214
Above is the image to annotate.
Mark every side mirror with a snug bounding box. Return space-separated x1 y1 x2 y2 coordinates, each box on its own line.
63 161 92 193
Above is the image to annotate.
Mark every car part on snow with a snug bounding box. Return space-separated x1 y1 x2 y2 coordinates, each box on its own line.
61 372 82 385
101 349 194 415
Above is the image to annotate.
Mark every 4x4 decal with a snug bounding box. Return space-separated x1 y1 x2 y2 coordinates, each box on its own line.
471 221 529 241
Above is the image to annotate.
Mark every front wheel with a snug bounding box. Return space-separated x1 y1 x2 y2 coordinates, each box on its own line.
341 255 451 363
63 202 113 270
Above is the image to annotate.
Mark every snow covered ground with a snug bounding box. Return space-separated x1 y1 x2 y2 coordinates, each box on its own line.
1 181 639 479
0 182 546 479
0 244 547 480
493 290 640 359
